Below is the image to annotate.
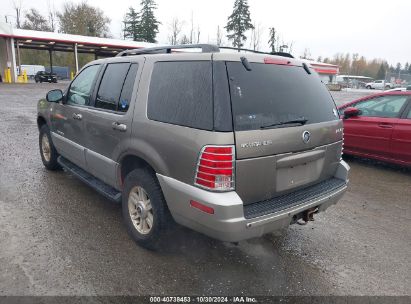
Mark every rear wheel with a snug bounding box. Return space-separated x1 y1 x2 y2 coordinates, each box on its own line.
39 125 60 170
122 168 171 250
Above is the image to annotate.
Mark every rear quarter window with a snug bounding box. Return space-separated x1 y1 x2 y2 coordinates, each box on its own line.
147 61 213 130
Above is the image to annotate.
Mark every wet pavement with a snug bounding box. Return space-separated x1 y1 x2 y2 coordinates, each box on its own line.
0 83 410 296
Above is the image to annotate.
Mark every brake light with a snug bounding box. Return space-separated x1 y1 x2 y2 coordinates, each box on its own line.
194 145 235 191
264 57 292 65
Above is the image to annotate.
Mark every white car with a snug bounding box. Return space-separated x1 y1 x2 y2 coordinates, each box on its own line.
365 80 393 90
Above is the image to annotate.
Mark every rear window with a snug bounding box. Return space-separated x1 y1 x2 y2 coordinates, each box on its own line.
226 62 338 131
147 61 213 130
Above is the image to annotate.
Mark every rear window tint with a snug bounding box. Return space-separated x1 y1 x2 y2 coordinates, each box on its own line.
226 62 338 131
147 61 213 130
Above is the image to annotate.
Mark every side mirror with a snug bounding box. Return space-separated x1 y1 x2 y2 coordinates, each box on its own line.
46 89 63 103
344 107 361 119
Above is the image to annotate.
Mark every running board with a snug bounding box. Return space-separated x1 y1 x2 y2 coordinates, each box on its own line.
57 156 122 203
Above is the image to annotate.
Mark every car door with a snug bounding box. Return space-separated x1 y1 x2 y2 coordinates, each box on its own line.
343 95 409 160
82 60 143 188
390 99 411 164
50 64 101 170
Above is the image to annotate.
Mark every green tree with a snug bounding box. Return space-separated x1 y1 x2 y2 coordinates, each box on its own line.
225 0 254 50
377 63 386 79
123 7 140 41
58 1 111 37
395 62 402 73
22 8 52 31
268 27 276 53
138 0 160 43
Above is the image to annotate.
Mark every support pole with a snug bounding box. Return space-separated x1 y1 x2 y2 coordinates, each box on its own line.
16 39 21 76
10 38 17 83
74 43 79 73
49 49 53 74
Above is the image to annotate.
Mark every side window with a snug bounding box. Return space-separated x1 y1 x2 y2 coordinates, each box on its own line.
147 61 213 130
95 63 131 111
67 65 100 106
119 64 138 112
407 108 411 119
357 96 408 118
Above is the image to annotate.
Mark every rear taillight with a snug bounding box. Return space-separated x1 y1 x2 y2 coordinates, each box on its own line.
194 145 235 191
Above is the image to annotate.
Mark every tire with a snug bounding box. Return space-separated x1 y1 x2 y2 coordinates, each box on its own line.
39 124 60 170
122 168 171 250
366 85 371 89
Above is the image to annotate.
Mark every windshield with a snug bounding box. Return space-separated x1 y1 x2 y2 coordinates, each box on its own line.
226 62 339 131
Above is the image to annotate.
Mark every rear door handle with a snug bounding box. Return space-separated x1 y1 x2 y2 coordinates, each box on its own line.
112 122 127 132
378 123 393 129
72 113 82 120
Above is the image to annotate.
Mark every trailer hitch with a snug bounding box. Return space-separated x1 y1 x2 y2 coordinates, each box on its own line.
297 207 319 225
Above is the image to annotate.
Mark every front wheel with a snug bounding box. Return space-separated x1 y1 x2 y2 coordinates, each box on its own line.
122 168 171 250
39 125 60 170
366 85 371 89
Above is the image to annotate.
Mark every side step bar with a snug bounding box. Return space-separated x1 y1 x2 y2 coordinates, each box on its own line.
57 156 122 203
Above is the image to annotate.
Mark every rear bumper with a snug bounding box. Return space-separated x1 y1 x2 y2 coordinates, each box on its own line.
157 160 349 242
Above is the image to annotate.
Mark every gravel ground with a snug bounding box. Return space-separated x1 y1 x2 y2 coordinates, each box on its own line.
0 83 410 296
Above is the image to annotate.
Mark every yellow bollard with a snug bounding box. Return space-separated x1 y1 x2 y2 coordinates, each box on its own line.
70 71 74 80
7 68 12 83
23 70 28 83
3 69 8 83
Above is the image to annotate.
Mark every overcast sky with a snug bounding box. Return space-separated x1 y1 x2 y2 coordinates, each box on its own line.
2 0 410 66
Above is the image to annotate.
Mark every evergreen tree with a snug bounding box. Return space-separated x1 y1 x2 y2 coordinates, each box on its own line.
395 62 401 73
139 0 160 43
225 0 254 50
377 64 386 79
268 27 276 53
404 62 409 73
123 7 140 41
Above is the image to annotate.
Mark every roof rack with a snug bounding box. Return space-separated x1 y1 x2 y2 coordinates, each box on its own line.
218 46 294 58
116 44 220 57
116 44 294 59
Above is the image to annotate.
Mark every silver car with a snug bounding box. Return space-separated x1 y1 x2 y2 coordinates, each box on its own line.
37 44 349 249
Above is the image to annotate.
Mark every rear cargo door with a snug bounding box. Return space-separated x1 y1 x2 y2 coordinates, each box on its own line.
226 61 343 204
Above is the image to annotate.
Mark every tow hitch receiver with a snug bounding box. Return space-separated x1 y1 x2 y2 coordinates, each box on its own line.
297 207 319 225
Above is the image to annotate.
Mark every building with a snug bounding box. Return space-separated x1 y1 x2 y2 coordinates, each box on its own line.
302 60 340 84
0 22 157 83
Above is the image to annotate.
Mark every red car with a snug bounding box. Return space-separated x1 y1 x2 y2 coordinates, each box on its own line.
338 92 411 167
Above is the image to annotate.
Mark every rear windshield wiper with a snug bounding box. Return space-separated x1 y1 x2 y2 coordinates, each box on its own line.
260 118 308 129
